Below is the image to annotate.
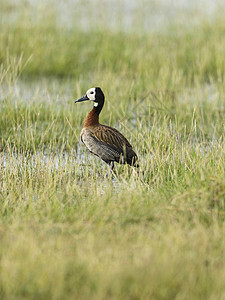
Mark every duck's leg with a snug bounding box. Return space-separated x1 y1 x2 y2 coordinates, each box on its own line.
105 161 115 179
110 161 114 170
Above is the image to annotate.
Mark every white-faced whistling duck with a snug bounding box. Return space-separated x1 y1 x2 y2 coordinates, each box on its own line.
75 87 139 170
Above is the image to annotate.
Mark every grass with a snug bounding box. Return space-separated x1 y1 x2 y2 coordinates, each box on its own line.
0 1 225 299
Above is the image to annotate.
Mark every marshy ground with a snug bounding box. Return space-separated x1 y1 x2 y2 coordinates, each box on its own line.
0 0 225 299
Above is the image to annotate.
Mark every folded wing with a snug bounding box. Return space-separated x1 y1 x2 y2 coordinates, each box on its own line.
81 125 138 166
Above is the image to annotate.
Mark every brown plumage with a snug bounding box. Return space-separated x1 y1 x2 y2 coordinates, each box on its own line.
75 87 138 169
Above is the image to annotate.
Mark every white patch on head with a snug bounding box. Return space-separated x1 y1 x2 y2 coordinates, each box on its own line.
86 87 96 101
94 102 98 107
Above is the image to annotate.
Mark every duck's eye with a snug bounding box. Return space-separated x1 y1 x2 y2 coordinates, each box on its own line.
90 91 94 94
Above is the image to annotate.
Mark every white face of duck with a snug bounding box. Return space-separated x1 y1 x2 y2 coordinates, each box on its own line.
86 88 99 107
75 87 102 107
86 88 96 101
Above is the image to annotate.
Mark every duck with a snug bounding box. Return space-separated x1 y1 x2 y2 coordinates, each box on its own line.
75 87 138 170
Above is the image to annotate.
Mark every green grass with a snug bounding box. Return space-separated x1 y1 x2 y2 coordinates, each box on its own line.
0 1 225 299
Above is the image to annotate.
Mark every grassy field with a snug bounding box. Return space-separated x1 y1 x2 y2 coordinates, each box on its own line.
0 1 225 299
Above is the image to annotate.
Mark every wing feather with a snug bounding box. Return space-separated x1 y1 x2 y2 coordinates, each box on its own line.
81 125 138 166
92 125 132 150
81 130 122 163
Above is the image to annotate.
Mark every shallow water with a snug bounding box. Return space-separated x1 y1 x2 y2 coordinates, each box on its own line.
0 78 222 107
0 78 74 105
0 137 219 197
0 146 123 194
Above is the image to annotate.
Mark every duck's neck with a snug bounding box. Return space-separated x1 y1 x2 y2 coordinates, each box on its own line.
83 101 104 127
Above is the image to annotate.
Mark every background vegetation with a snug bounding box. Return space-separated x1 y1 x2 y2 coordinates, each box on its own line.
0 0 225 299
